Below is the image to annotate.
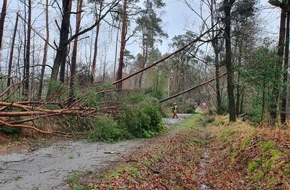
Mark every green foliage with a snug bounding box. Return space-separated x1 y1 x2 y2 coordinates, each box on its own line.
240 136 252 151
87 92 164 142
75 87 100 107
285 167 290 175
118 97 163 138
259 141 275 151
67 172 80 184
144 87 165 100
121 92 147 104
72 184 85 190
0 126 22 136
241 46 281 122
247 160 262 173
249 171 264 181
88 115 129 142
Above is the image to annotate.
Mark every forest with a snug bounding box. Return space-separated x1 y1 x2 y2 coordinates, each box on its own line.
0 0 290 189
0 0 287 134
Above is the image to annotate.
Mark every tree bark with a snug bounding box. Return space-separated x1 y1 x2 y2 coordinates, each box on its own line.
38 0 50 100
116 0 128 90
47 0 72 98
23 0 32 100
281 10 289 124
50 0 72 83
224 0 236 122
0 0 7 50
270 6 286 122
91 2 103 83
7 14 19 90
68 0 83 106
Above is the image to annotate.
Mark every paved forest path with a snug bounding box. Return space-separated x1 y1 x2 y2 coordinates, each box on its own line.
0 114 192 190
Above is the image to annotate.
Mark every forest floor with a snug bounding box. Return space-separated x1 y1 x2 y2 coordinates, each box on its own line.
1 113 290 190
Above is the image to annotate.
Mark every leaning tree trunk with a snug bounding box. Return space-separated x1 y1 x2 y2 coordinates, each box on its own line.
224 0 236 122
0 0 7 51
38 0 50 100
116 0 127 90
7 14 19 90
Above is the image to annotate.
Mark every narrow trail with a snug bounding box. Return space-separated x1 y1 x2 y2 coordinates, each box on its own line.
198 132 212 190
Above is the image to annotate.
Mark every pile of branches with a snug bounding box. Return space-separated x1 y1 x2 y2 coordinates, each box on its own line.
0 101 96 135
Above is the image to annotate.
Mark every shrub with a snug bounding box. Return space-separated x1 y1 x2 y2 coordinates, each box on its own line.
0 126 22 136
118 97 163 138
88 115 130 142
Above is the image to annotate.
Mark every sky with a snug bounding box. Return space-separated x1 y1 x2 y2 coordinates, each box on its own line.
0 0 283 74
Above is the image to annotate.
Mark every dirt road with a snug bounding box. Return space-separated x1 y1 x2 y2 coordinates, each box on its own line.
0 115 191 190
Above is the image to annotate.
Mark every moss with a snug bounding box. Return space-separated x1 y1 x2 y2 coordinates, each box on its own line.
220 128 236 142
231 151 238 163
247 159 262 173
271 149 282 158
240 136 252 151
249 171 264 181
259 141 275 151
284 166 290 175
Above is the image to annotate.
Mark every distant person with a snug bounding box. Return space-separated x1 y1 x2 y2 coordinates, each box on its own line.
172 102 179 119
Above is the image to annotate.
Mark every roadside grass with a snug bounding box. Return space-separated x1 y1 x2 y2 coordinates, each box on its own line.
67 172 86 190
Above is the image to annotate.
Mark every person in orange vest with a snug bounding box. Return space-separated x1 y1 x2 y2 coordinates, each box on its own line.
172 102 178 119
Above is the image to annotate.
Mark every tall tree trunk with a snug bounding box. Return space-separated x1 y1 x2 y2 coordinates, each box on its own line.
0 0 7 50
270 7 286 122
236 40 243 115
91 1 103 83
210 0 222 114
261 81 266 121
50 0 72 82
38 0 50 100
116 0 127 90
224 0 236 121
48 0 72 98
7 14 19 90
281 11 289 124
68 0 83 105
113 21 121 81
139 42 148 88
23 0 32 100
